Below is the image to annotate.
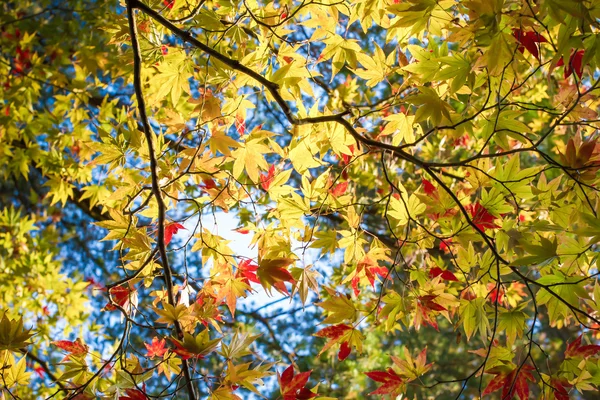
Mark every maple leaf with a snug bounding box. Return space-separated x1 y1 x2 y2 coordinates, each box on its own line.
194 293 224 331
316 288 358 324
0 313 34 351
429 267 458 282
466 202 499 231
338 341 351 361
414 295 447 331
119 389 148 400
145 336 168 358
210 273 252 317
391 347 433 381
482 364 536 400
350 256 389 296
439 238 452 252
365 368 404 396
314 324 352 361
488 284 505 305
278 365 317 400
565 335 600 358
557 50 585 79
162 0 175 9
329 181 348 197
200 178 217 190
236 259 260 285
164 222 186 246
52 338 88 358
170 331 221 360
260 165 276 191
257 257 296 295
513 29 547 60
550 378 572 400
105 285 138 315
422 178 437 196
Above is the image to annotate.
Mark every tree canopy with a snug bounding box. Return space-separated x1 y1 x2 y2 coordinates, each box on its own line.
3 0 600 399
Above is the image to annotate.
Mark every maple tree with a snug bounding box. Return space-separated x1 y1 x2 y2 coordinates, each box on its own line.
4 0 600 398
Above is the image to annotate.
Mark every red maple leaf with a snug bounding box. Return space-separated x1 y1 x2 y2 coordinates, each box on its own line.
422 178 437 196
278 365 317 400
415 295 447 331
236 259 260 285
439 238 452 252
557 50 585 79
550 378 572 400
565 335 600 358
105 285 138 315
419 295 447 312
200 178 217 191
145 336 167 358
329 181 348 197
487 283 505 305
513 29 548 60
314 324 352 340
52 338 88 360
467 202 499 231
164 222 186 245
162 0 175 9
351 256 389 295
365 368 404 396
429 267 458 282
12 47 32 75
119 389 148 400
338 341 351 361
314 324 353 361
483 364 536 400
260 165 276 191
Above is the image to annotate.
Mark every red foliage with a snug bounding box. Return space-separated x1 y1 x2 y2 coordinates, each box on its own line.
200 178 217 191
422 178 437 196
483 364 535 400
466 202 499 231
119 389 148 400
329 181 348 197
260 165 276 191
557 50 585 79
314 324 353 361
429 267 458 282
52 338 88 360
365 368 404 395
565 335 600 358
145 336 167 358
278 365 317 400
237 259 260 285
338 341 351 361
164 222 186 245
550 378 572 400
105 285 137 312
513 29 548 60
